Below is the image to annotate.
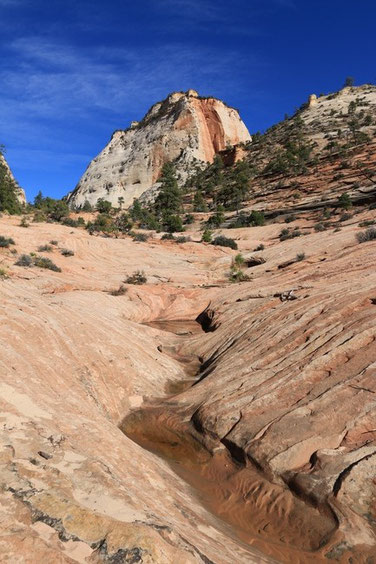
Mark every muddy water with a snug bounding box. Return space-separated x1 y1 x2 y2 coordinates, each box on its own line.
121 320 344 564
143 319 203 394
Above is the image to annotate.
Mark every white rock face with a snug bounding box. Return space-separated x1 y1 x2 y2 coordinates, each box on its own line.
0 154 26 205
68 91 251 209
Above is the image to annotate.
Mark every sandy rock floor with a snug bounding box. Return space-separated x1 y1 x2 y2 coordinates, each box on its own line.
0 210 375 563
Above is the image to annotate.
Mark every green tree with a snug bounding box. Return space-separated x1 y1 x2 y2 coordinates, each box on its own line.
211 155 224 185
129 199 143 221
344 76 355 87
163 214 183 233
201 229 212 243
207 205 225 227
82 200 93 212
249 210 265 226
115 213 133 232
34 190 44 208
50 200 69 221
96 198 112 213
338 192 352 210
193 190 208 212
155 162 182 216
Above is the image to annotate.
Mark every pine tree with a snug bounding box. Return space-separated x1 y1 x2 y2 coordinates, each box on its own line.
155 162 182 215
193 190 208 212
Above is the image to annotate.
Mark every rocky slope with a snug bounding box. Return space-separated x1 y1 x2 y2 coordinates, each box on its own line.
1 185 376 562
187 84 376 214
247 84 376 167
0 153 26 205
1 84 376 564
67 90 251 209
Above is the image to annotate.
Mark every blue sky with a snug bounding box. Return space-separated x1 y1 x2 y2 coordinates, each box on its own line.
1 0 375 202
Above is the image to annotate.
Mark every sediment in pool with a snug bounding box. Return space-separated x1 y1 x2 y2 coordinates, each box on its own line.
120 319 345 563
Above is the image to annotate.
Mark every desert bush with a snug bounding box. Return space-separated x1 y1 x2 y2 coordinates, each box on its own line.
233 253 245 267
339 213 352 222
33 256 61 272
314 222 327 232
356 227 376 243
201 229 212 243
49 240 58 245
49 201 69 222
254 244 265 251
280 228 302 241
20 217 29 228
161 233 175 240
249 210 265 226
33 211 47 222
81 200 93 212
132 232 148 242
0 235 15 247
228 267 250 283
338 192 352 210
115 213 132 233
229 210 265 229
296 252 306 261
184 214 194 224
125 270 147 285
285 214 297 223
96 199 112 213
86 213 115 234
228 213 249 229
175 236 189 243
110 284 127 296
358 220 375 227
60 248 74 256
206 207 225 228
0 267 8 278
211 235 238 250
62 216 85 228
38 244 53 252
15 254 33 267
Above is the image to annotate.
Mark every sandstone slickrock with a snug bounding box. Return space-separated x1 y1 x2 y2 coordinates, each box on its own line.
2 84 376 564
0 153 26 205
67 90 251 209
1 200 376 562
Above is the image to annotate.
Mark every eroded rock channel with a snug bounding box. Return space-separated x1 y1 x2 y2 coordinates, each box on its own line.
120 310 376 563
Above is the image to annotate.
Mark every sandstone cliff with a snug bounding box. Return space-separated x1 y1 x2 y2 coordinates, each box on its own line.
67 90 251 209
0 153 26 205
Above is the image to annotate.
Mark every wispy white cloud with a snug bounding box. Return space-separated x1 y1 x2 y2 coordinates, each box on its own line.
0 34 265 199
152 0 293 36
1 36 258 125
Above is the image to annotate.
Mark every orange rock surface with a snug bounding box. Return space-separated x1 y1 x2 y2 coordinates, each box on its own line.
0 204 375 562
